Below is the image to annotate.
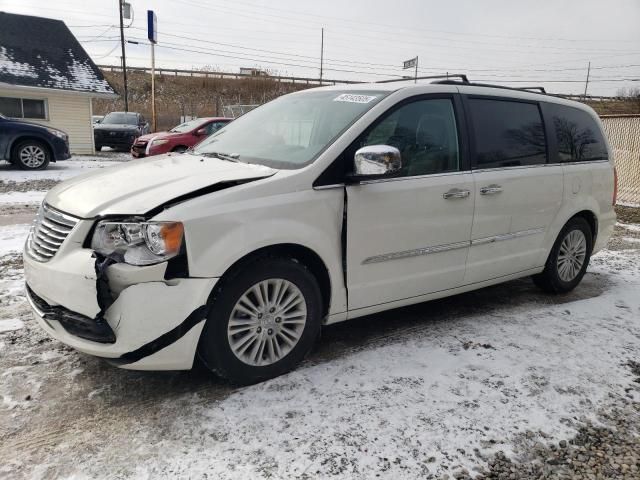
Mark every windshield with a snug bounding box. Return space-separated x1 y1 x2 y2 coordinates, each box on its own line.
102 112 138 125
170 118 209 133
192 90 389 169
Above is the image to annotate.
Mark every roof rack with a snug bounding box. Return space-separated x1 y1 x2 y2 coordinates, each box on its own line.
376 74 469 84
375 74 549 95
431 79 547 94
517 86 547 93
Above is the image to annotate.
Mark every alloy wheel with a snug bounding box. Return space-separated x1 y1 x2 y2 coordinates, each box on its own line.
19 145 46 168
227 278 307 366
557 229 587 282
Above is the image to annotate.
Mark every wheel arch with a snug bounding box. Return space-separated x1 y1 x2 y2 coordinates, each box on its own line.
171 145 189 152
212 243 332 320
570 209 598 245
10 135 54 161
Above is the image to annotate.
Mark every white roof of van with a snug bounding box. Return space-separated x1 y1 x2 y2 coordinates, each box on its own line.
313 80 593 112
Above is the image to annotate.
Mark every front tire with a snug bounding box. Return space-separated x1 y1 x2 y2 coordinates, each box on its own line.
533 217 593 293
198 257 322 385
12 140 50 170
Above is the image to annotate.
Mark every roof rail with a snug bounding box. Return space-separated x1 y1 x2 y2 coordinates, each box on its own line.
431 79 547 95
376 74 469 84
515 86 547 93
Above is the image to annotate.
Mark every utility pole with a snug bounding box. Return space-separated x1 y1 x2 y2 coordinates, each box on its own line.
415 56 419 84
319 28 324 85
119 0 129 112
583 61 591 99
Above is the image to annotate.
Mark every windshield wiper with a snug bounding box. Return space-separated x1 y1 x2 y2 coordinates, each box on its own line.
201 152 241 162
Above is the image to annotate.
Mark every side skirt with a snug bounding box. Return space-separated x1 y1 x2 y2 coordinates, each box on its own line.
340 266 544 322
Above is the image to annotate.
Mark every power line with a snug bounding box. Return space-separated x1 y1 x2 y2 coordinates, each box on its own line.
124 27 640 79
198 0 640 45
141 41 407 78
176 0 640 49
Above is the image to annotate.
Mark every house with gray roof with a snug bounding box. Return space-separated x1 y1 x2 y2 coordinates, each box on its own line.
0 11 117 154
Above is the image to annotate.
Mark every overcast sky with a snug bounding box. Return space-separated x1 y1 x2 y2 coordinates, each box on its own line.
2 0 639 95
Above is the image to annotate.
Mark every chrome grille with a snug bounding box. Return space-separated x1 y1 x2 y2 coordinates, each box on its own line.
27 203 79 262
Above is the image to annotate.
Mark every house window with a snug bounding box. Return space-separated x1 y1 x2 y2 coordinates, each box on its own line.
0 97 47 119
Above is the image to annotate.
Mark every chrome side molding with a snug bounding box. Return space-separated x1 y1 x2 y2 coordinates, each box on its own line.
471 227 545 246
362 227 545 265
362 241 469 265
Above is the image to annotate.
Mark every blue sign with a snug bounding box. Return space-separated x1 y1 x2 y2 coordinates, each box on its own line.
147 10 157 44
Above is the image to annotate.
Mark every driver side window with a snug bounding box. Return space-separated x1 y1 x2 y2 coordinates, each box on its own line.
359 98 460 177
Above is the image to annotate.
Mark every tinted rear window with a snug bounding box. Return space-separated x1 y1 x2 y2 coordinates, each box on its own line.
545 103 608 162
468 98 547 168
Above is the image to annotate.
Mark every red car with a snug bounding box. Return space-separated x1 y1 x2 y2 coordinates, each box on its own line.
131 117 232 158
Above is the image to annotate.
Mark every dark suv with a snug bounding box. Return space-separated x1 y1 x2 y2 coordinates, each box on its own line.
94 112 150 151
0 114 70 170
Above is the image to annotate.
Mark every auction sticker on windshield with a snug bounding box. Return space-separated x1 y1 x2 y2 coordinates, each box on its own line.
333 93 378 103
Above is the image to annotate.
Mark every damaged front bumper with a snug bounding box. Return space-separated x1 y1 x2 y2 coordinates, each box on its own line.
23 220 217 370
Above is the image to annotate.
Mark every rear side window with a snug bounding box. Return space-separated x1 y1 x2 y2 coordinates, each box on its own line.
468 98 546 168
545 103 608 162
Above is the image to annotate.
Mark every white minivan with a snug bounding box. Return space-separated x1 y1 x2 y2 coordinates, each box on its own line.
23 80 616 384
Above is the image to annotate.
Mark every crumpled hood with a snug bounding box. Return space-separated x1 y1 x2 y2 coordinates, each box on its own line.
46 153 276 218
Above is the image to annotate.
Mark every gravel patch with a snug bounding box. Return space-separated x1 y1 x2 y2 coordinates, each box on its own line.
0 179 60 194
615 205 640 225
447 362 640 480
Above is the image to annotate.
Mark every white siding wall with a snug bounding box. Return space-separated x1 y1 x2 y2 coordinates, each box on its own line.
0 86 95 154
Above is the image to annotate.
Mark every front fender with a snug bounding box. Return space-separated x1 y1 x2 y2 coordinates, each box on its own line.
7 132 56 159
161 187 347 316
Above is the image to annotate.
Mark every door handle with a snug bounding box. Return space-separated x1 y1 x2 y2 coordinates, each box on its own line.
480 184 503 195
443 188 471 199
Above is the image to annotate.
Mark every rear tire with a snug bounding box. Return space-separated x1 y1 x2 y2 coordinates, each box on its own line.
12 140 50 170
172 146 187 153
95 144 103 151
198 257 322 385
532 217 593 294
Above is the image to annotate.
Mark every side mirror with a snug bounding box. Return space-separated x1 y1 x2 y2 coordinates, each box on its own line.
195 128 207 136
351 145 402 179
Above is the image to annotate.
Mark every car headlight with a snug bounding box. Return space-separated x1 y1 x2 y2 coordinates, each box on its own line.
91 220 184 265
46 128 67 140
151 139 169 146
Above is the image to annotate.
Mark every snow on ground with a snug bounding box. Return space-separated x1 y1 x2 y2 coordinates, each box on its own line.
0 190 46 206
0 154 128 183
0 223 29 255
0 240 639 478
0 153 128 206
133 248 640 479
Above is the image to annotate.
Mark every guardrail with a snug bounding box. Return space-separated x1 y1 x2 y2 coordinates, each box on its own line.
97 64 359 85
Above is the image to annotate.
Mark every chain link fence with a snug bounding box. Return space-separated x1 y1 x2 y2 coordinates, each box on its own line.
222 104 259 118
601 115 640 206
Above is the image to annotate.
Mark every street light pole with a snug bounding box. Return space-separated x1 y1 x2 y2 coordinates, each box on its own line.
151 41 156 131
147 10 158 132
119 0 129 112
